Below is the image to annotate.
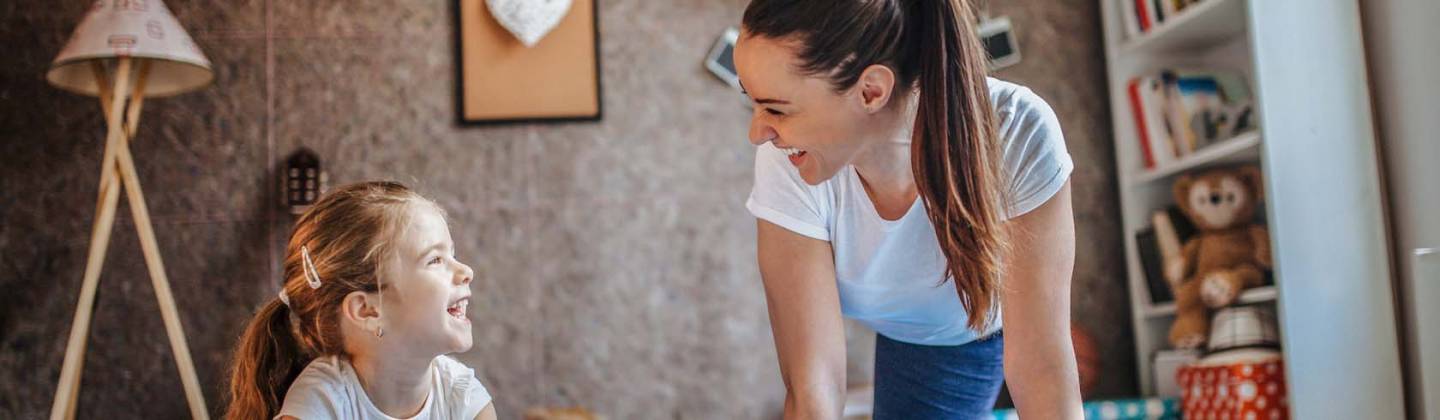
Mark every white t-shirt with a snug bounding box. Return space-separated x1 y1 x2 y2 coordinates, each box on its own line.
745 78 1074 346
276 355 492 420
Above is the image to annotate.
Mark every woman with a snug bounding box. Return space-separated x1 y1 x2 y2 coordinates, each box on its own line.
737 0 1083 418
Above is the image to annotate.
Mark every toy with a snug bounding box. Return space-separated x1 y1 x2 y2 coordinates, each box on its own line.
1165 165 1272 349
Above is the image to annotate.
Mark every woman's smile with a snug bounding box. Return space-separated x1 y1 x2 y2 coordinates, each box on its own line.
776 145 808 166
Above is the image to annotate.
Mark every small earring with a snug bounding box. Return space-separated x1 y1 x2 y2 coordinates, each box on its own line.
375 327 384 338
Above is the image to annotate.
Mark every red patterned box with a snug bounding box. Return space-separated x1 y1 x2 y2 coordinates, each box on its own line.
1177 358 1288 420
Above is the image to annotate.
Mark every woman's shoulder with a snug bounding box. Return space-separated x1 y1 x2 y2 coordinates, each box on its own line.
987 77 1061 143
986 77 1050 117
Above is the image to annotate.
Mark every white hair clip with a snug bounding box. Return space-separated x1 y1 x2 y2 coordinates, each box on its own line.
278 288 291 307
301 245 323 289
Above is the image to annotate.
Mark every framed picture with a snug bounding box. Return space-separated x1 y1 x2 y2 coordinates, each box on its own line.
455 0 601 125
704 27 740 90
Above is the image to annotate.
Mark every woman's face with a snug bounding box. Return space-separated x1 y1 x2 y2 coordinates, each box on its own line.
379 203 476 355
734 31 880 185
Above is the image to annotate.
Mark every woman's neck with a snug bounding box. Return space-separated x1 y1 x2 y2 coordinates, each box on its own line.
350 350 434 418
853 94 919 216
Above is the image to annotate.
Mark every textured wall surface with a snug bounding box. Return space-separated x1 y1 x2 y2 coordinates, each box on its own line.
987 0 1136 399
0 0 1128 418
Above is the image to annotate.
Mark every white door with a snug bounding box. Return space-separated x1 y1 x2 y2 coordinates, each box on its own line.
1362 1 1440 418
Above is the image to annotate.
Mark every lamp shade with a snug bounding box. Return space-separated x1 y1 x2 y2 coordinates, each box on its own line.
46 0 212 97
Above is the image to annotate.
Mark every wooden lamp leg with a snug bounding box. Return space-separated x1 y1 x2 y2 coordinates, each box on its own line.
109 76 212 420
49 57 132 420
50 57 211 420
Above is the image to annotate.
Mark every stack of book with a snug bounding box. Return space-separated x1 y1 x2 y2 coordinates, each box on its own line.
1122 0 1206 36
1126 69 1255 170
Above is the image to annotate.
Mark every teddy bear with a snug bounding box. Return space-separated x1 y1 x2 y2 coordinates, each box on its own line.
1165 165 1272 349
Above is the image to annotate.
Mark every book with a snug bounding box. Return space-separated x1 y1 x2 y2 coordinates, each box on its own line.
1160 0 1180 22
1136 0 1155 31
1153 209 1186 290
1139 205 1199 305
1158 71 1197 155
1127 78 1157 169
1142 77 1180 164
1168 69 1257 151
1136 227 1174 304
1130 74 1191 171
1122 0 1142 38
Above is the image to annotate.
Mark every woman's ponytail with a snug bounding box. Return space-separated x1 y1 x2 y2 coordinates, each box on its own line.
225 299 306 420
908 0 1009 332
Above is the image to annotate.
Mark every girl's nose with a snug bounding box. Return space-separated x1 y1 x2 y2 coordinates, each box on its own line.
457 262 474 285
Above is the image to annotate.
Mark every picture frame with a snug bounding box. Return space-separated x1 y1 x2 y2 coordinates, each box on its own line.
704 26 740 90
454 0 602 125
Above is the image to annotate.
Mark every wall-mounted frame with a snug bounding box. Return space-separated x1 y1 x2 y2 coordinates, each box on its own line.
454 0 601 125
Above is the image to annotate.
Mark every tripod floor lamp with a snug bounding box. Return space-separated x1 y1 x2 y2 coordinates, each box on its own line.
45 2 214 419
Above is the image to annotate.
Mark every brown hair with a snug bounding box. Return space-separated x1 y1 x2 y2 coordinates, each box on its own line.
225 181 439 419
743 0 1009 331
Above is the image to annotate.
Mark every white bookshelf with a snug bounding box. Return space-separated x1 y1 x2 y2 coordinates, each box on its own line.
1099 0 1406 416
1101 0 1267 396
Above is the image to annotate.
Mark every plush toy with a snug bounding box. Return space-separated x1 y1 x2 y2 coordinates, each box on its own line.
1165 165 1272 349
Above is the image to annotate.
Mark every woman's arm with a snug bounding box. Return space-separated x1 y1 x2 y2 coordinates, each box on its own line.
756 219 848 419
1001 182 1083 419
473 402 497 420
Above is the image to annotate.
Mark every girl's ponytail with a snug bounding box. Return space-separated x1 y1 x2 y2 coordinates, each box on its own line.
225 299 305 420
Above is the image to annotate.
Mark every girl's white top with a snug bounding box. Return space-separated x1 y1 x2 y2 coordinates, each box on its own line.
276 355 492 420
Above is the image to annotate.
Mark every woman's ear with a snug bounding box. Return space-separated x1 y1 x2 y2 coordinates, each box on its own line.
855 64 897 113
342 290 382 331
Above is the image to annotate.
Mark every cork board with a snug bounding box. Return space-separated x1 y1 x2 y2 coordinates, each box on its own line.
457 0 601 123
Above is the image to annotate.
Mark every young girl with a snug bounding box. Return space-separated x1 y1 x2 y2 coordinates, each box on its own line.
226 181 497 420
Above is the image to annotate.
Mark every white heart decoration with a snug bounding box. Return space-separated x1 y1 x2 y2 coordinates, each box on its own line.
486 0 573 48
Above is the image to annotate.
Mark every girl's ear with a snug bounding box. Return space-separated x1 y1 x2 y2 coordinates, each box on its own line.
342 290 382 329
855 64 897 113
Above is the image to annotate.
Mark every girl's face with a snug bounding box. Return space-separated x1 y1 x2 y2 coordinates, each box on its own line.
734 32 880 185
379 203 475 355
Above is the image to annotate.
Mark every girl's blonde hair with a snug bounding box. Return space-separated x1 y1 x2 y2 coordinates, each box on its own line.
225 181 439 419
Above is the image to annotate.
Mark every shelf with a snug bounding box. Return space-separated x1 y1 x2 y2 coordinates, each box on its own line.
1142 285 1277 318
1131 131 1261 186
1116 0 1248 58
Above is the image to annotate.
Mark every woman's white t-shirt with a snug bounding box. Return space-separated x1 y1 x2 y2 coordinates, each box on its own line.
746 78 1074 346
276 355 492 420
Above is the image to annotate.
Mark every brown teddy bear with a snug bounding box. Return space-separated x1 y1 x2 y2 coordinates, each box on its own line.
1165 165 1272 349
